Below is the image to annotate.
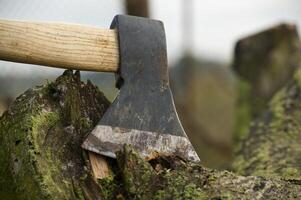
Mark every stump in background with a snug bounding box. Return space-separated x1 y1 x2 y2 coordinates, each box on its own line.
170 55 237 169
233 69 301 180
233 23 301 140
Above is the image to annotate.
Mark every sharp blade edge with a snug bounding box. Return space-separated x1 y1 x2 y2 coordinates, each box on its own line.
82 125 200 162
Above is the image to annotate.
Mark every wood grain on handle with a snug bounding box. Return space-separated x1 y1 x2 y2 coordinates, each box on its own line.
0 19 119 72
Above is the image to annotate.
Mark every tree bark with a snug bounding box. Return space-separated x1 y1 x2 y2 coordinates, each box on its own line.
233 23 301 117
116 145 301 200
0 70 110 199
0 70 300 199
233 69 301 181
233 23 301 141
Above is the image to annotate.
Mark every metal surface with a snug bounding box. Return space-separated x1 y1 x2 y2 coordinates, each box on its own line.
82 125 200 162
104 15 187 136
83 15 199 161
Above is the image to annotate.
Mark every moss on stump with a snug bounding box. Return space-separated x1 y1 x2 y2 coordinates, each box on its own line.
233 23 301 140
0 70 110 199
233 69 301 180
112 145 301 200
0 70 300 199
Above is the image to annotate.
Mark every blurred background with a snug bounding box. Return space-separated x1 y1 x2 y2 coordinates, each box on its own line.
0 0 301 169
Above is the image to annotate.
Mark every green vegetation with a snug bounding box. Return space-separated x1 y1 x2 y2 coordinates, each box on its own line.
233 69 301 180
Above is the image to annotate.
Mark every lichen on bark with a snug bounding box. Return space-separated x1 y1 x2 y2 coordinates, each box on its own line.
0 70 300 200
233 69 301 180
113 145 301 200
232 23 301 141
0 70 110 199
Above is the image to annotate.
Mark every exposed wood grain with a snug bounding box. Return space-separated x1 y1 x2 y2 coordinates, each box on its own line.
0 19 119 72
88 152 110 179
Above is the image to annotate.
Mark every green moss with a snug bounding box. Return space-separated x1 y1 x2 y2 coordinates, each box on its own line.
234 79 252 142
269 88 286 118
79 117 93 130
282 167 300 178
0 70 110 199
0 88 53 199
31 112 60 152
233 70 301 180
114 145 301 199
116 145 209 200
217 192 233 200
117 145 156 199
97 175 119 200
293 67 301 88
153 171 208 200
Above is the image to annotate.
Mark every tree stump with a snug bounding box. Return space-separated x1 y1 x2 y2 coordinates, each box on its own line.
233 69 301 181
233 23 301 140
0 70 300 199
0 70 110 199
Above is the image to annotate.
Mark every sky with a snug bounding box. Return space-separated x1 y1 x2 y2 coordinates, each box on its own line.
0 0 300 76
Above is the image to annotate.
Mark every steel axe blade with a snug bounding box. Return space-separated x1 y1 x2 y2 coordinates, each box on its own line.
82 15 199 162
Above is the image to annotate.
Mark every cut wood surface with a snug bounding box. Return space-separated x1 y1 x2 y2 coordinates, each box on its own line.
88 152 110 180
0 19 119 72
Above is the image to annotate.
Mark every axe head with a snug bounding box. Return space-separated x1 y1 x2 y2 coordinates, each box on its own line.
82 15 200 162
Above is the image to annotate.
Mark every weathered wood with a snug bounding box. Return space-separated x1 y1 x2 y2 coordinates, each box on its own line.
0 70 300 199
0 70 110 199
0 20 119 72
233 69 301 180
88 152 110 179
114 145 301 199
233 23 301 140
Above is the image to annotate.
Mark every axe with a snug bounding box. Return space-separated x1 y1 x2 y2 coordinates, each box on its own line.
0 15 200 177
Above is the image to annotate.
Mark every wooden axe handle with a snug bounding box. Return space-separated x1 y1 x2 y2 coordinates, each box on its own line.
0 19 119 72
